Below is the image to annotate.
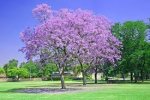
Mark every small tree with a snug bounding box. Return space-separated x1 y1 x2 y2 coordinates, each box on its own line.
0 68 5 75
18 68 29 79
7 67 19 81
20 61 39 78
7 67 29 81
3 59 18 77
40 63 58 80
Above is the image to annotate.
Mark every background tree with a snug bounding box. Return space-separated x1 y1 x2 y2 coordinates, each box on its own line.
7 67 18 81
112 21 148 82
39 63 58 80
7 67 29 81
0 68 5 75
3 59 18 78
20 61 39 79
18 68 29 79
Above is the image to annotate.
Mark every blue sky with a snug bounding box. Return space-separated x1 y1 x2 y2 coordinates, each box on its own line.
0 0 150 66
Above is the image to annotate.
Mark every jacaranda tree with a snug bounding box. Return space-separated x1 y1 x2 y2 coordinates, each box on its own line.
20 4 121 89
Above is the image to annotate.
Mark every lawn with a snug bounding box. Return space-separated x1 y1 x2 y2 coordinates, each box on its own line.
0 81 150 100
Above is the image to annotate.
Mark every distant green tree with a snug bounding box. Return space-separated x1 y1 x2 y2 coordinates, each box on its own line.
18 68 29 79
112 21 149 82
39 63 58 80
7 67 18 81
0 68 5 74
3 59 18 77
20 61 39 78
7 67 29 81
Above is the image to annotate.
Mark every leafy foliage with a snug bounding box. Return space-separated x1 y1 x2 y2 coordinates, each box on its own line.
0 68 5 74
20 61 39 78
112 21 150 82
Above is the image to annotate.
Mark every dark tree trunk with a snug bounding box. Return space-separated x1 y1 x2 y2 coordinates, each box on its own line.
82 71 86 85
134 72 138 83
130 72 133 82
146 72 149 80
58 64 66 89
94 67 98 84
134 76 138 83
141 54 145 82
17 75 20 81
95 72 98 84
60 73 66 89
140 69 144 82
79 60 87 86
121 72 125 81
105 74 109 83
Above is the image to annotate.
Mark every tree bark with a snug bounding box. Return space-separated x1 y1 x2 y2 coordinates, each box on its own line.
59 63 66 89
130 72 133 82
94 67 98 84
146 72 149 80
140 69 144 82
134 76 138 83
105 75 108 83
121 72 125 81
134 72 138 83
60 73 66 89
79 60 87 86
82 71 86 85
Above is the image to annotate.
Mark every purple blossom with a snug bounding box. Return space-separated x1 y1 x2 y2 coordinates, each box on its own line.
20 3 122 75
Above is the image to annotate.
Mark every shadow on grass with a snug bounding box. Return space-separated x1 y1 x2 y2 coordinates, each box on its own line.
27 83 84 88
0 87 81 94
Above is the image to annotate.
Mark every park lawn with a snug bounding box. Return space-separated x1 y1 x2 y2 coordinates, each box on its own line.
0 81 150 100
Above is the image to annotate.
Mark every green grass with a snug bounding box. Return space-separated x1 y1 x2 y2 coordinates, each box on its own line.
0 81 150 100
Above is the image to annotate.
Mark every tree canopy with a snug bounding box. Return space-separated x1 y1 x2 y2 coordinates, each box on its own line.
20 4 121 88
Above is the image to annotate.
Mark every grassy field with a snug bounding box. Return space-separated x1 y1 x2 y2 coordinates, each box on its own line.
0 81 150 100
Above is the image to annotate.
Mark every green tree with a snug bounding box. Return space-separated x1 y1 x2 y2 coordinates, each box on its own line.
0 68 5 74
112 21 148 82
40 63 58 80
3 59 18 77
7 67 29 81
20 61 39 79
18 68 29 78
7 67 19 81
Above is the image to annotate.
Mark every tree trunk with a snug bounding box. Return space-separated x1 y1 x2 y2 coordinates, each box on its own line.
121 72 125 81
58 63 66 89
60 73 66 89
105 75 108 83
79 60 87 86
140 69 144 82
130 72 133 82
17 75 20 81
146 72 149 80
82 71 86 85
134 76 138 83
134 72 138 83
94 68 98 84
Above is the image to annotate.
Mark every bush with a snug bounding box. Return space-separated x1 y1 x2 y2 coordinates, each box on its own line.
18 68 29 78
0 68 5 74
7 67 18 81
7 67 29 81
